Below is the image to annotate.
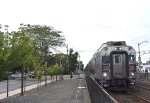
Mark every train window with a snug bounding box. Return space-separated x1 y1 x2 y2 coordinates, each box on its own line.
102 56 110 64
115 55 121 63
128 55 134 62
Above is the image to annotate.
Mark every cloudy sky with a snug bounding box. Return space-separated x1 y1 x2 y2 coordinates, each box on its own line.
1 0 150 65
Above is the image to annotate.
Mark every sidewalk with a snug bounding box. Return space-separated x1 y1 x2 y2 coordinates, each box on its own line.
0 78 51 99
0 74 91 103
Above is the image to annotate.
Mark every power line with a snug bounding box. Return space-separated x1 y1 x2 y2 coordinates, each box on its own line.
141 50 150 53
142 57 150 60
76 50 95 52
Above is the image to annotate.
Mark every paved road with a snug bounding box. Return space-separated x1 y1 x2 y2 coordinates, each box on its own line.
0 74 91 103
0 75 64 94
0 79 38 94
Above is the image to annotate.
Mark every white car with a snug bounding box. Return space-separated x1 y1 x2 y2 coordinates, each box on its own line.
11 73 27 79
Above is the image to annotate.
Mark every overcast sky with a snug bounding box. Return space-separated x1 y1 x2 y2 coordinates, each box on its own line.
1 0 150 65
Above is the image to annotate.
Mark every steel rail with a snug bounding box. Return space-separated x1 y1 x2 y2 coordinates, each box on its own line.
128 91 150 103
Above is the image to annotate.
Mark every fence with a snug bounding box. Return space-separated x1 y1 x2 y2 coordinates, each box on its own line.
136 72 150 81
85 76 117 103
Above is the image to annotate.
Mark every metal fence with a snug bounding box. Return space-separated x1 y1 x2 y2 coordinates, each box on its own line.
137 72 150 80
85 76 117 103
137 72 150 81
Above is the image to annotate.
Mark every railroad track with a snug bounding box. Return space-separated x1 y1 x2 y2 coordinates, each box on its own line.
128 81 150 102
108 90 150 103
137 85 150 91
138 81 150 90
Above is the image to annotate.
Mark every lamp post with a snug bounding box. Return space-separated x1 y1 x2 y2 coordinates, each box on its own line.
138 41 148 72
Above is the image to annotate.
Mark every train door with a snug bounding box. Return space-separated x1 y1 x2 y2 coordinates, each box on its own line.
112 54 126 78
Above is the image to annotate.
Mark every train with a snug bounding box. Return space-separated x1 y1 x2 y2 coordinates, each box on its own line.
85 41 136 90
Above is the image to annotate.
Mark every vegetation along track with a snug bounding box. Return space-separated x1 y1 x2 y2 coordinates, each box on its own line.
107 90 150 103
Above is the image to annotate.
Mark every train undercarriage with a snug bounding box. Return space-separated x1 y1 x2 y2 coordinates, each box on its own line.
95 77 136 90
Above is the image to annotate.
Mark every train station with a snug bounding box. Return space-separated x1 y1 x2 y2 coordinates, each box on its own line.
1 71 150 103
1 1 150 103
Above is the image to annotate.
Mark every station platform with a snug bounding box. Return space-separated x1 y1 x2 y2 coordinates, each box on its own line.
0 74 91 103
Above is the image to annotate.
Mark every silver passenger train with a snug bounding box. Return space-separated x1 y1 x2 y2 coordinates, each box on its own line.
85 41 136 89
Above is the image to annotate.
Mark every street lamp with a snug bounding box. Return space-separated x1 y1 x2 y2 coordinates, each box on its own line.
138 41 148 72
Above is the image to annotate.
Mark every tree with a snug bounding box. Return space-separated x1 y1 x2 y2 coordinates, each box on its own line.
34 62 44 90
11 31 38 96
47 53 68 75
48 63 63 81
79 61 84 71
46 49 84 75
19 24 65 85
20 24 65 51
0 24 40 96
0 25 12 80
68 48 79 73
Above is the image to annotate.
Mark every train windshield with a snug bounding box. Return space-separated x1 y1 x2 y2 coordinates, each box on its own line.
114 55 121 63
102 56 110 64
128 55 134 63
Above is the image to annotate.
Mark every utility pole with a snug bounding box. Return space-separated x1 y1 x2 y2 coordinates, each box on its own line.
66 44 69 75
138 43 141 72
78 54 80 72
138 41 148 72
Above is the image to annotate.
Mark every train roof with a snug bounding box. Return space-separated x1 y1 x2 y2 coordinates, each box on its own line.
106 41 126 46
88 41 135 65
98 41 127 51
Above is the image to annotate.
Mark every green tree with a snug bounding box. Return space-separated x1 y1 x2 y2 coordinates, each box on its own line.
47 66 55 81
79 61 84 71
11 30 38 95
0 25 11 80
51 63 63 81
47 53 67 75
0 24 40 95
20 24 65 85
68 48 79 73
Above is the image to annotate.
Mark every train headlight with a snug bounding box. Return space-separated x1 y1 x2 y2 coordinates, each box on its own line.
129 72 135 77
114 47 122 50
103 72 107 77
131 72 134 76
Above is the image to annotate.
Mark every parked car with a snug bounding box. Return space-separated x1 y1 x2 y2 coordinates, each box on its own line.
10 73 28 79
28 72 36 79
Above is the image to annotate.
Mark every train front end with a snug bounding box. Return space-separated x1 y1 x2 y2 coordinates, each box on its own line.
101 41 136 89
